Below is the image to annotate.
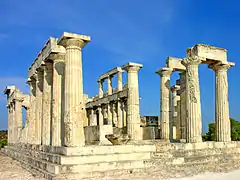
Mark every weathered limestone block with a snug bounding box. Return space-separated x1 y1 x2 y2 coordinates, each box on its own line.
156 67 173 141
190 44 227 63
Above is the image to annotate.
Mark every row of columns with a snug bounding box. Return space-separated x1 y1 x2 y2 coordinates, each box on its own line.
88 100 127 128
25 38 87 147
157 56 233 143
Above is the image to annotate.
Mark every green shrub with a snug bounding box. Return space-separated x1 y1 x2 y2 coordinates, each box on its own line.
0 138 8 148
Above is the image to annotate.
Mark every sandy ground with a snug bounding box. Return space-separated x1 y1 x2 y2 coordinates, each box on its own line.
1 152 240 180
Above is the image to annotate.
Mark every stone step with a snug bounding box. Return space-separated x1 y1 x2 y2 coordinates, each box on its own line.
60 152 151 165
60 160 147 174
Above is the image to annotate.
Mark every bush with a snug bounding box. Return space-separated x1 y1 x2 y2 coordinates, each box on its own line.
0 138 8 148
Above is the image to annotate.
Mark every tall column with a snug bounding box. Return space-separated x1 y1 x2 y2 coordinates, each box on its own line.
210 62 233 142
112 102 117 126
42 62 53 145
98 106 105 142
90 109 97 126
118 71 123 91
28 78 36 144
98 80 104 98
123 63 143 141
14 98 23 143
107 103 112 125
171 85 180 140
7 105 11 144
123 100 127 127
108 76 113 95
117 100 123 128
51 53 65 146
60 37 90 147
179 72 187 141
35 69 44 145
182 56 202 143
156 68 172 141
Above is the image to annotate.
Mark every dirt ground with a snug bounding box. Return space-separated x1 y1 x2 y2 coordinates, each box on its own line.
0 152 44 180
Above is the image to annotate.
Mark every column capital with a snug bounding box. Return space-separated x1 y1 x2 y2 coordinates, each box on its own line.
156 67 173 77
58 32 91 49
182 56 204 67
48 53 65 62
122 62 143 73
209 62 235 72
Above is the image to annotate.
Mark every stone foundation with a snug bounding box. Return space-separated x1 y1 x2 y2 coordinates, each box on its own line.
5 141 240 179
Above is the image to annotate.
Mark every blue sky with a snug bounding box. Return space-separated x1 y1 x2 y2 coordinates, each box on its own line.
0 0 239 133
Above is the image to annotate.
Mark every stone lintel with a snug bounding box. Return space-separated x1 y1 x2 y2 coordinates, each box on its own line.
190 44 227 63
166 56 186 72
86 89 127 108
28 37 65 79
98 66 123 82
155 67 173 76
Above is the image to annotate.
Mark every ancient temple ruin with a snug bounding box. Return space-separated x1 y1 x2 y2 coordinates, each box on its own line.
4 32 239 179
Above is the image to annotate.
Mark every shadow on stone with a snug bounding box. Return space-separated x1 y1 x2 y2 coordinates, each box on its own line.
105 134 130 145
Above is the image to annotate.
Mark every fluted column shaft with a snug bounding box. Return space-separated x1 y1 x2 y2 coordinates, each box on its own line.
156 68 172 140
51 54 65 146
118 71 123 91
98 80 104 98
15 99 23 142
8 105 13 144
29 79 36 144
35 69 43 145
171 85 180 140
108 76 113 95
211 63 231 142
124 64 142 140
63 39 86 147
112 102 117 126
42 62 53 145
107 103 112 125
179 72 187 140
98 106 105 141
117 100 123 128
182 57 202 143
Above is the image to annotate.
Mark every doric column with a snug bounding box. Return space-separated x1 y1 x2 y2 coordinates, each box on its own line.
28 78 36 144
108 76 113 95
112 102 117 126
118 71 123 91
177 72 187 141
98 80 104 98
123 100 127 127
50 53 65 146
156 67 173 141
42 62 53 145
90 109 97 126
182 56 203 143
35 69 44 145
14 98 23 143
98 106 105 142
123 62 143 141
171 85 180 140
117 100 123 128
107 103 112 125
59 37 90 147
8 104 13 144
210 62 234 142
